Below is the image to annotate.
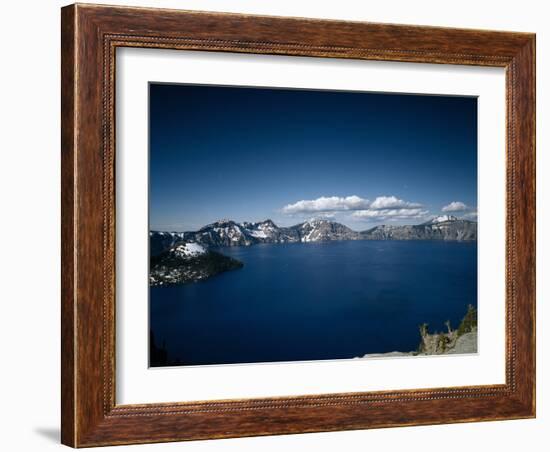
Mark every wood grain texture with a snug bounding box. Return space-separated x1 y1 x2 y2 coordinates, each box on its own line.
61 3 536 447
61 5 76 447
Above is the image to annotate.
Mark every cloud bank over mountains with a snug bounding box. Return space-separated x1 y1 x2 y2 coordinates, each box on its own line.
369 196 422 210
281 195 370 214
442 201 468 212
282 195 428 222
352 208 429 220
442 201 477 219
281 195 476 223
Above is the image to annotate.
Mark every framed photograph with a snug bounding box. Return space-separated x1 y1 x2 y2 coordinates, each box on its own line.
61 3 536 447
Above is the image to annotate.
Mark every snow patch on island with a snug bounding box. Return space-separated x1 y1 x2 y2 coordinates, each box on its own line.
172 242 206 258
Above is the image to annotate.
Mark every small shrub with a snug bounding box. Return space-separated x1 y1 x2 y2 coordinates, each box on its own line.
457 304 477 337
437 333 448 353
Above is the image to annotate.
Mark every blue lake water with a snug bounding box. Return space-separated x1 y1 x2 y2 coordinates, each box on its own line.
150 240 477 366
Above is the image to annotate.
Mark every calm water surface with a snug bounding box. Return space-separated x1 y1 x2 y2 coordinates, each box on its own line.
150 240 477 366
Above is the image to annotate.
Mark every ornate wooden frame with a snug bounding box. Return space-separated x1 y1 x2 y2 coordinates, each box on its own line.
61 3 535 447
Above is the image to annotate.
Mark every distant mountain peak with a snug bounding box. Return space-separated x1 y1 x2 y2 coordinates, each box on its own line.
243 218 278 228
424 215 459 224
200 219 236 230
305 218 331 225
214 218 234 225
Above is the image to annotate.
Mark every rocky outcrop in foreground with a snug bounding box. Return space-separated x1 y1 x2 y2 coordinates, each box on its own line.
417 304 477 355
445 331 477 355
360 305 478 358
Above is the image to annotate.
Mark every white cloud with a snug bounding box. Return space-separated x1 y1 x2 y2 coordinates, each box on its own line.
441 201 478 221
352 208 429 221
310 212 336 220
281 194 423 216
281 195 370 214
370 196 421 210
442 201 468 212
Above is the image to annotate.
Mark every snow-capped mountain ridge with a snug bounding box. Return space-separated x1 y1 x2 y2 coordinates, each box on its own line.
424 215 459 224
363 216 476 241
150 216 476 255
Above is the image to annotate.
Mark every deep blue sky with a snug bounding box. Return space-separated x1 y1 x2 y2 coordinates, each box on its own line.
149 83 477 232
